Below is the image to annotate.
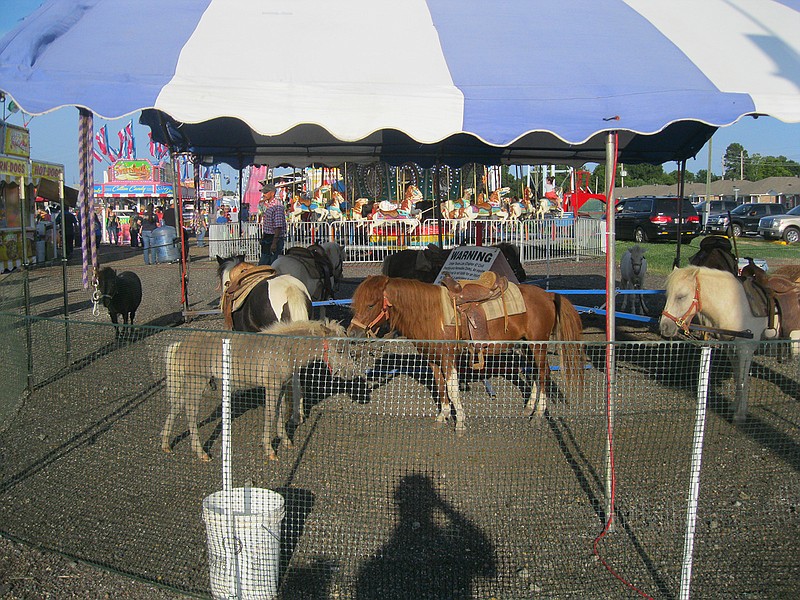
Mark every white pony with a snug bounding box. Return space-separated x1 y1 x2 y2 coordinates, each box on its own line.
619 245 648 314
659 266 768 423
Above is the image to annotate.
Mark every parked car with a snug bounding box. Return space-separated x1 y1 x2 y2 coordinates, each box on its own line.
693 199 739 231
707 203 786 237
758 205 800 243
614 196 701 243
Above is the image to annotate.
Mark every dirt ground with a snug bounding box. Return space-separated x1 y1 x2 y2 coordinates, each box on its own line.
0 242 798 599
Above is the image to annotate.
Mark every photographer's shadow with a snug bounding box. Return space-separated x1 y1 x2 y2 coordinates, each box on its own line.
355 473 496 599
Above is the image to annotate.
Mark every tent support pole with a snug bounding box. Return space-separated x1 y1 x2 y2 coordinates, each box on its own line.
604 131 618 533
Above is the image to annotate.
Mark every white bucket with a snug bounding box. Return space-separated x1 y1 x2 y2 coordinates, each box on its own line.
202 487 285 600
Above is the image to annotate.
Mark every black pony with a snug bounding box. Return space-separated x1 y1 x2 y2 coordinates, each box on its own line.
381 242 527 283
95 267 143 338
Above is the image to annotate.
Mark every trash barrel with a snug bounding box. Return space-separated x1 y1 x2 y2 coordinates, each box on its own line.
152 225 181 263
202 487 285 600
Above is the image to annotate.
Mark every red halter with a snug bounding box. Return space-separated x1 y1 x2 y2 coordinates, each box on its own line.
661 275 702 334
349 293 392 337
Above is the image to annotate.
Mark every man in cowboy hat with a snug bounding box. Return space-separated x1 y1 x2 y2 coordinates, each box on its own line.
258 181 286 265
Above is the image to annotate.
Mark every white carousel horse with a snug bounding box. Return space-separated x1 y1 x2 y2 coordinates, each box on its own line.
322 190 346 222
464 187 510 221
288 188 329 223
369 185 422 235
508 187 534 220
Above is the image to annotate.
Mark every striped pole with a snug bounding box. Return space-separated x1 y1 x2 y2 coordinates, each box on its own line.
77 109 95 288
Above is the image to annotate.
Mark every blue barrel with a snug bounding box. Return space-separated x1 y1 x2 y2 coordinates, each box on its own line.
152 226 181 263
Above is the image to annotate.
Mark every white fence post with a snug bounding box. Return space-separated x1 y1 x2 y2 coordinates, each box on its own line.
679 345 713 600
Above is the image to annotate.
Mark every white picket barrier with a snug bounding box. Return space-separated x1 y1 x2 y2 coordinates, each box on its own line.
208 217 605 264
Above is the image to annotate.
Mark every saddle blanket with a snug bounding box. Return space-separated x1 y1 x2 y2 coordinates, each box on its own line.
438 281 526 328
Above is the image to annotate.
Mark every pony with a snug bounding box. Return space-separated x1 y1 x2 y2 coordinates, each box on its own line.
619 245 648 314
659 266 768 424
94 266 142 338
381 242 527 284
272 241 345 301
347 275 584 431
160 319 353 462
216 255 311 331
689 235 738 275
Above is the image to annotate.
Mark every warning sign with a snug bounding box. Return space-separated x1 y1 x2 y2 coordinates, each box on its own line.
433 246 520 285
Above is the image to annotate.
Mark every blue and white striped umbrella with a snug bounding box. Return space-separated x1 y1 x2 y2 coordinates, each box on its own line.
1 0 798 166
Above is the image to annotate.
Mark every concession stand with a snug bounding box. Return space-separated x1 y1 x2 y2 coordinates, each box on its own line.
0 123 35 271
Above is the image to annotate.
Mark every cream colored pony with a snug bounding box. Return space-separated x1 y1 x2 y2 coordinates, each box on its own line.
160 319 351 461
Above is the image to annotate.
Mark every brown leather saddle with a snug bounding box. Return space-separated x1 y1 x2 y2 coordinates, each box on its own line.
285 244 335 298
221 264 278 328
440 271 510 368
740 258 800 337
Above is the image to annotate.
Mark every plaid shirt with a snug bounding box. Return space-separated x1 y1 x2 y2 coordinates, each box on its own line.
261 199 286 235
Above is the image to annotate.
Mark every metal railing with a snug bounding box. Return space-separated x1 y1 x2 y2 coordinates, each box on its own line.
208 217 605 264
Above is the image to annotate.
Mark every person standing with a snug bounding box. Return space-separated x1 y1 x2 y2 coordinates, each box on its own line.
106 208 120 245
195 208 209 247
258 183 286 266
140 203 158 264
129 210 140 248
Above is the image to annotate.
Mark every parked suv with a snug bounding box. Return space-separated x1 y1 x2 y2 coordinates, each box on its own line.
707 203 786 237
758 205 800 243
614 196 701 243
693 199 739 231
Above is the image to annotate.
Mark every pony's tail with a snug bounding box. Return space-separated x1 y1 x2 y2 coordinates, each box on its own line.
283 284 312 322
553 293 585 396
165 340 183 410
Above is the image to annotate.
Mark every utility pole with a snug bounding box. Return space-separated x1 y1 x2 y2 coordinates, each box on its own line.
740 150 745 181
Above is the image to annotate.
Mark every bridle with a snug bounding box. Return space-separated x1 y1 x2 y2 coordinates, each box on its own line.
661 275 701 335
349 293 392 337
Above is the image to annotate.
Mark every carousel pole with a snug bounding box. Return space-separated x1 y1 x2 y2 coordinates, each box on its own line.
433 161 442 249
674 160 686 269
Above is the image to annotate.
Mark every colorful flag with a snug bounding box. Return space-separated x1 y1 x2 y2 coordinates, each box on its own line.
124 120 136 159
95 125 109 156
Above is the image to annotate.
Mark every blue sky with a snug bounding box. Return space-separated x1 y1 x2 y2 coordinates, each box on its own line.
2 1 799 186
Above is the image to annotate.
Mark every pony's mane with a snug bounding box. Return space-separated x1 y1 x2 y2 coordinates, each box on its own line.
352 276 445 339
261 318 345 337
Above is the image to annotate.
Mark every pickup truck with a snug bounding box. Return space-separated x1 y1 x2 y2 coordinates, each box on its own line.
706 203 786 237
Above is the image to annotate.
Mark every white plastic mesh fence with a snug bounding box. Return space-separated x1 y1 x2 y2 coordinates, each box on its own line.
0 315 797 599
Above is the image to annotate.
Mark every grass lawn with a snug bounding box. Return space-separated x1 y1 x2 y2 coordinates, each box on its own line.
616 235 800 276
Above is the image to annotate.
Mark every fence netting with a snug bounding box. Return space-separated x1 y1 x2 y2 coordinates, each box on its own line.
0 312 797 599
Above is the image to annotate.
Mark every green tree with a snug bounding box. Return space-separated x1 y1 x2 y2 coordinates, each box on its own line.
694 169 721 183
723 143 747 179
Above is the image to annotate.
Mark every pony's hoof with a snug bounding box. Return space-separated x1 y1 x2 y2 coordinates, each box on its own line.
200 454 212 462
267 452 279 462
161 446 171 454
455 426 466 437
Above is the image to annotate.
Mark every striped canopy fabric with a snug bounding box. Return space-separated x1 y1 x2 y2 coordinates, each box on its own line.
1 0 798 167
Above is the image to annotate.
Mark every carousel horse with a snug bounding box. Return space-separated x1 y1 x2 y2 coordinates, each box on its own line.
348 275 584 431
289 186 330 223
351 198 372 221
508 187 534 220
322 190 347 222
470 187 510 220
440 189 474 220
370 189 421 236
